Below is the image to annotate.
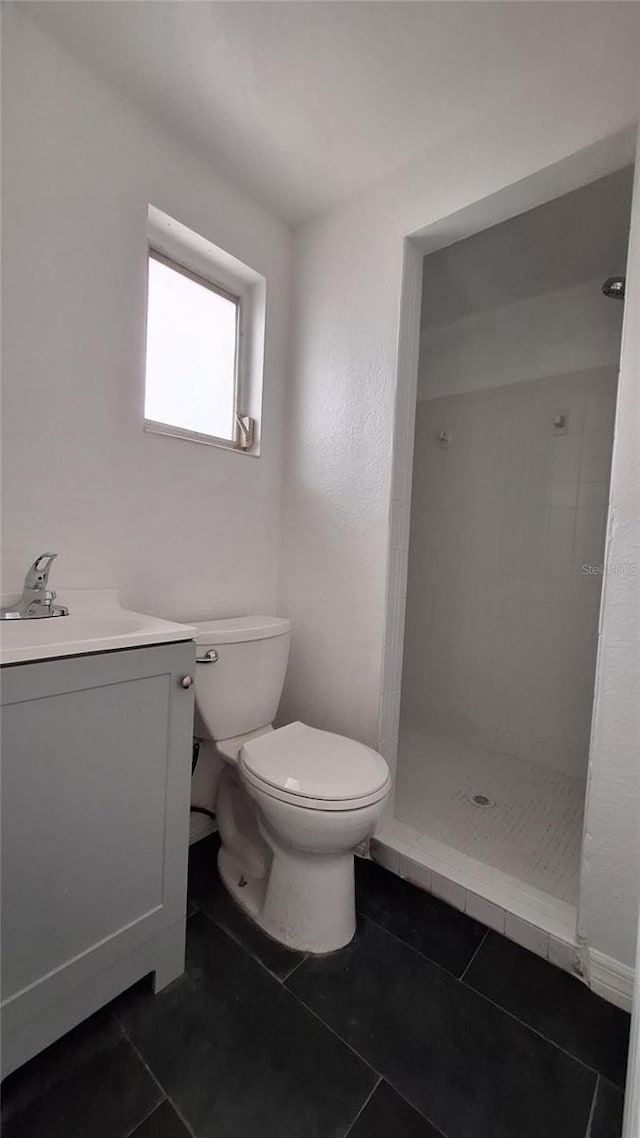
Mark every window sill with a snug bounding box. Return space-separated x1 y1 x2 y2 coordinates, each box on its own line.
143 419 259 456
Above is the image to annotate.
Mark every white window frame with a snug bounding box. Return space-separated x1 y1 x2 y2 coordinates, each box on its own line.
143 205 266 456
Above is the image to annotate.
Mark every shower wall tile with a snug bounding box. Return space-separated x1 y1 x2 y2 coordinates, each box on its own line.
430 872 467 913
404 863 433 894
551 483 579 509
577 482 609 510
466 893 506 934
379 691 393 742
402 368 618 779
505 914 550 958
369 839 400 875
581 458 613 484
548 935 580 976
553 435 583 482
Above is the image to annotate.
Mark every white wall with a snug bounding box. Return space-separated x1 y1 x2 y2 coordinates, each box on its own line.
404 367 618 779
278 57 639 972
1 9 291 623
419 278 624 400
3 1 639 981
579 151 640 980
278 66 638 741
419 167 634 329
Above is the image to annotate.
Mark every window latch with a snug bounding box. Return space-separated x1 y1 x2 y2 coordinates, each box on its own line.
236 414 255 451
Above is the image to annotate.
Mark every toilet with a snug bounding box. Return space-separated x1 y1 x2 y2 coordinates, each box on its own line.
192 615 391 953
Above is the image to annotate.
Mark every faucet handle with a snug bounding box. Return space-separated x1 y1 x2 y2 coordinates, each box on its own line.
24 553 57 592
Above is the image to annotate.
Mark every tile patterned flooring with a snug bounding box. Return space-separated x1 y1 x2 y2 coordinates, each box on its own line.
1 836 629 1138
395 727 585 904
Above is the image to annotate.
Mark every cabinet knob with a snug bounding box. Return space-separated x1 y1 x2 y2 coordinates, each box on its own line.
180 674 194 689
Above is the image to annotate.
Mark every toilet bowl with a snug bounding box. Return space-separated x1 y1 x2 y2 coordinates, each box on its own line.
192 616 391 953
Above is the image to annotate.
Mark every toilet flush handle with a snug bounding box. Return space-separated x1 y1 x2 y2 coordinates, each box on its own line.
196 649 219 664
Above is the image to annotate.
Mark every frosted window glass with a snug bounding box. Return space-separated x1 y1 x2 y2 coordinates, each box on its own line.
145 257 238 441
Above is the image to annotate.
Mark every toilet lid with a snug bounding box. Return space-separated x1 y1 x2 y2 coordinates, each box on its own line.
239 721 390 802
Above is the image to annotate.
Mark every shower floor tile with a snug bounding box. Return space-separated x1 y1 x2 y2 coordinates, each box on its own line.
395 726 585 905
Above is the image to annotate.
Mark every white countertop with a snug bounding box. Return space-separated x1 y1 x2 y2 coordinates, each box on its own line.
0 590 195 665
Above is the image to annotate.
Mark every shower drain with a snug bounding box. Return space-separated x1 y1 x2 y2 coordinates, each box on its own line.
470 793 495 808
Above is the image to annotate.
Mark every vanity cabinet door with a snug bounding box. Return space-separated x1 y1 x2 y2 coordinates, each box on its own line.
0 640 194 1076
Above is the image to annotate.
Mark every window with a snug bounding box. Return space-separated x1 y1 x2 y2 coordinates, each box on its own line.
143 206 265 454
145 252 240 444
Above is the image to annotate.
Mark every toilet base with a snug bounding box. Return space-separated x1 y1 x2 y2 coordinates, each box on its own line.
214 760 387 955
218 839 356 954
217 845 267 925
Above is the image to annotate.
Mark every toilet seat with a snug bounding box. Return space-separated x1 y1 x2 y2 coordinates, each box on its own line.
239 721 391 812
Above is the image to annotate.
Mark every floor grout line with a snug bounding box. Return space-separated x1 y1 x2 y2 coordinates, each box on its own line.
187 904 382 1082
191 908 455 1137
114 1012 197 1138
374 1077 452 1138
457 973 606 1083
192 901 490 1135
5 837 617 1138
354 912 609 1086
189 901 304 987
189 877 618 1112
196 878 622 1093
459 928 490 981
341 1076 382 1138
356 909 475 982
285 920 605 1137
283 981 382 1081
281 954 309 984
123 1099 169 1138
583 1076 600 1138
113 913 382 1138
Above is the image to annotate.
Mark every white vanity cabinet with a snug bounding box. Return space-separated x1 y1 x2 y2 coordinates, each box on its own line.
1 639 195 1077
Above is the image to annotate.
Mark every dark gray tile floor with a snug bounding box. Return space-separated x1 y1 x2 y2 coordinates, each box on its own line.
1 838 630 1138
589 1078 626 1138
347 1081 442 1138
464 930 630 1087
0 1011 163 1138
288 915 595 1138
116 912 375 1138
354 856 486 977
130 1100 192 1138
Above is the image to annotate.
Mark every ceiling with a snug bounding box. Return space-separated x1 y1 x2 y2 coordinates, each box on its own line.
25 1 640 227
421 166 635 328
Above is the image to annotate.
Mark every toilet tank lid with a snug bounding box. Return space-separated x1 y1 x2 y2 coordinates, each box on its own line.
240 721 390 802
192 615 291 645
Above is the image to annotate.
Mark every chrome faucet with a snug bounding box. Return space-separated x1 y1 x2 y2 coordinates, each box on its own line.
0 553 69 619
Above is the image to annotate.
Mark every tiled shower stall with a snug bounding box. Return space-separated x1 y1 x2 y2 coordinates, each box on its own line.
375 171 631 980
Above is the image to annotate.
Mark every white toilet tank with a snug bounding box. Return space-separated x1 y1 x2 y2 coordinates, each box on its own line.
192 616 291 742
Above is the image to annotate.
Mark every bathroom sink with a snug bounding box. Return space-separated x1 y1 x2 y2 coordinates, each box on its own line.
0 590 195 665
